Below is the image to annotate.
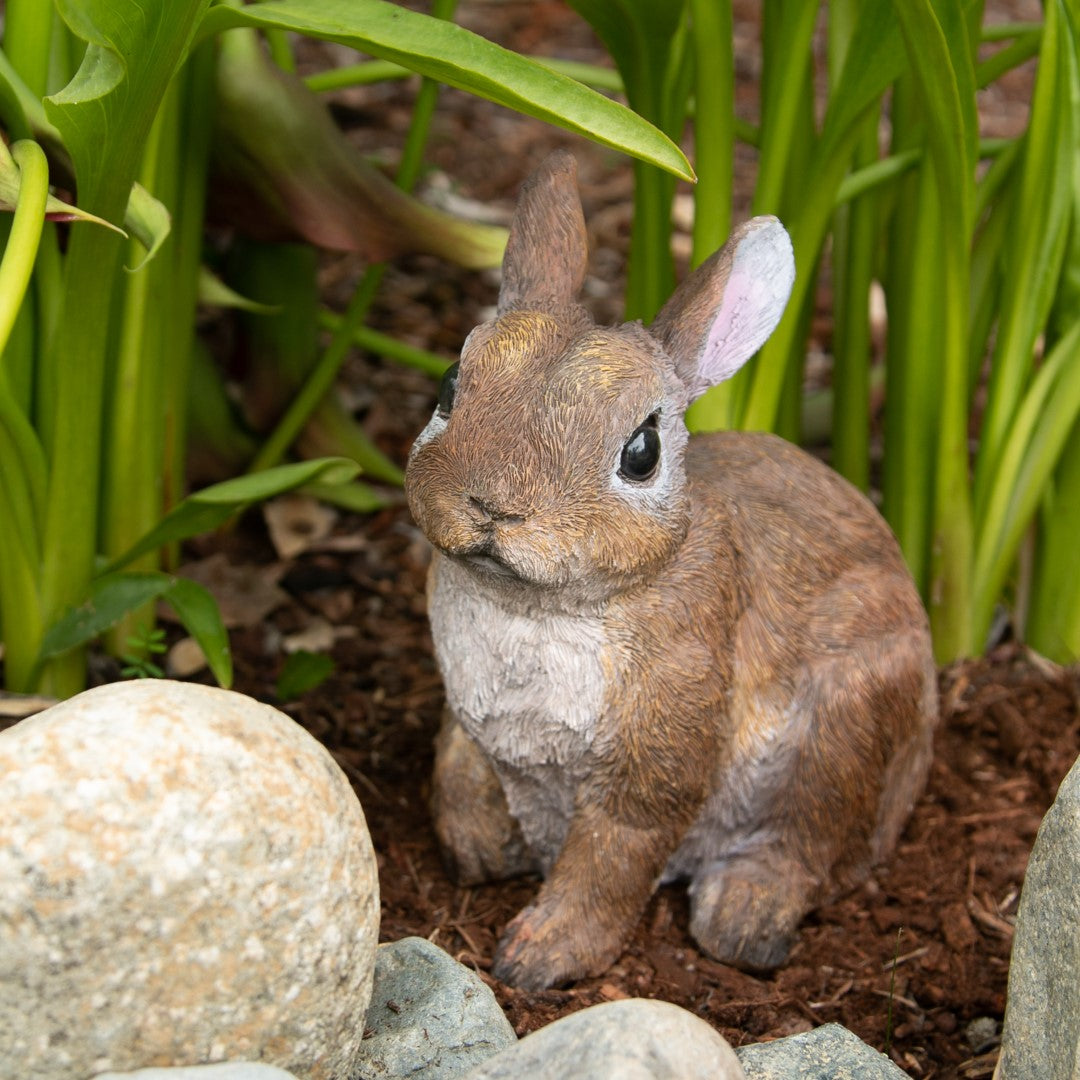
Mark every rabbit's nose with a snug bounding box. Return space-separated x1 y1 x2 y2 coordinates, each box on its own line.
467 494 524 524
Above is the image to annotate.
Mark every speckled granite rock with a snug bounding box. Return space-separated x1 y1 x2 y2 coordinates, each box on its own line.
96 1065 300 1080
353 937 516 1079
998 752 1080 1080
736 1023 909 1078
460 998 745 1079
0 680 379 1080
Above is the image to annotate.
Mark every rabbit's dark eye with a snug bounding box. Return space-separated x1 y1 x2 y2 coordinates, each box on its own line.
437 361 460 418
619 414 661 481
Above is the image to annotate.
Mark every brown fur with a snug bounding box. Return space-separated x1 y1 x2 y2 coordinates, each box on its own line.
406 153 937 990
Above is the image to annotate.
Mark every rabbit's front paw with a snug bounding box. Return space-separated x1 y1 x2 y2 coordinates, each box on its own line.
491 899 625 990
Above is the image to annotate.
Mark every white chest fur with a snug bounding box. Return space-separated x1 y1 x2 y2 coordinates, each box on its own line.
428 555 607 865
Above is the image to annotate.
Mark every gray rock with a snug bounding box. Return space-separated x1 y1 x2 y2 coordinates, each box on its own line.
461 998 744 1079
0 680 380 1080
998 751 1080 1080
96 1065 299 1079
353 937 516 1079
736 1023 909 1078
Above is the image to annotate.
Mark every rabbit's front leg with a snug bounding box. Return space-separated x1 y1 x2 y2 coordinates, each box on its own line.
430 710 534 885
491 800 676 990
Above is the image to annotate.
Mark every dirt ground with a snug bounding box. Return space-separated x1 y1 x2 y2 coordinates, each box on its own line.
8 2 1078 1078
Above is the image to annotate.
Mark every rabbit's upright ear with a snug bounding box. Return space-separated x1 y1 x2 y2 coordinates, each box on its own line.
651 217 795 400
498 151 588 314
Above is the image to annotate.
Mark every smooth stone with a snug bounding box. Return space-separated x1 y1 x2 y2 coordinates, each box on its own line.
0 680 379 1080
96 1065 300 1079
352 937 516 1079
461 998 744 1079
998 752 1080 1080
736 1023 909 1078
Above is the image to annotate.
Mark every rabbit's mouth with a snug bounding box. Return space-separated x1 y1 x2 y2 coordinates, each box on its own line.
458 550 520 580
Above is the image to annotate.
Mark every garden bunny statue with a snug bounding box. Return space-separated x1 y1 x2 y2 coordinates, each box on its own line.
405 152 937 991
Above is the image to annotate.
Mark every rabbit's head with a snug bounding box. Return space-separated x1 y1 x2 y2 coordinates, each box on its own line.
405 152 794 605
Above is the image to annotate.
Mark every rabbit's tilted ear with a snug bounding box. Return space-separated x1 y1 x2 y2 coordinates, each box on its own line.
651 217 794 399
498 151 588 314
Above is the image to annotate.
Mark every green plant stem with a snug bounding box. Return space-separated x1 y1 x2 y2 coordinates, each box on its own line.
753 0 819 216
0 141 47 355
830 114 878 491
0 139 50 690
974 0 1075 526
689 0 733 267
317 311 451 376
977 25 1042 88
1028 414 1080 662
894 0 978 660
36 0 210 696
264 27 296 72
3 0 54 98
972 317 1080 645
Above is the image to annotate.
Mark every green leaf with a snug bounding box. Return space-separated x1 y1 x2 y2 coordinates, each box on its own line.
276 650 335 701
0 141 124 233
892 0 978 659
162 576 232 687
40 571 233 687
198 0 692 181
974 0 1078 520
45 0 212 219
41 572 175 659
973 315 1080 643
105 457 360 573
124 182 172 270
198 266 278 313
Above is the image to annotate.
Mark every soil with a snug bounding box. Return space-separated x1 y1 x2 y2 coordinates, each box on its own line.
7 3 1078 1078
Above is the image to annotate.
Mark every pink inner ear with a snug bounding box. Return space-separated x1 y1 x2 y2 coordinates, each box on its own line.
696 221 795 395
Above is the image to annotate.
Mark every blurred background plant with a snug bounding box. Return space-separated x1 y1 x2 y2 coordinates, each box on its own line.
0 0 688 698
3 0 1076 702
567 0 1080 665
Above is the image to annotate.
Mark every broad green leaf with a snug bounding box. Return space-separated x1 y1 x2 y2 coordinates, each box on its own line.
302 479 392 513
276 650 335 700
162 576 232 687
39 571 233 687
105 457 361 573
45 0 211 219
568 0 687 125
198 0 692 181
40 572 175 659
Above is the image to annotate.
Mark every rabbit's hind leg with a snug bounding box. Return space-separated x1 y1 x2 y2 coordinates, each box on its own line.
431 710 535 885
687 849 819 970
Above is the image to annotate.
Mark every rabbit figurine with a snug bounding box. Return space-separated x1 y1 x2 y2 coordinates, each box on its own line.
405 151 937 991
